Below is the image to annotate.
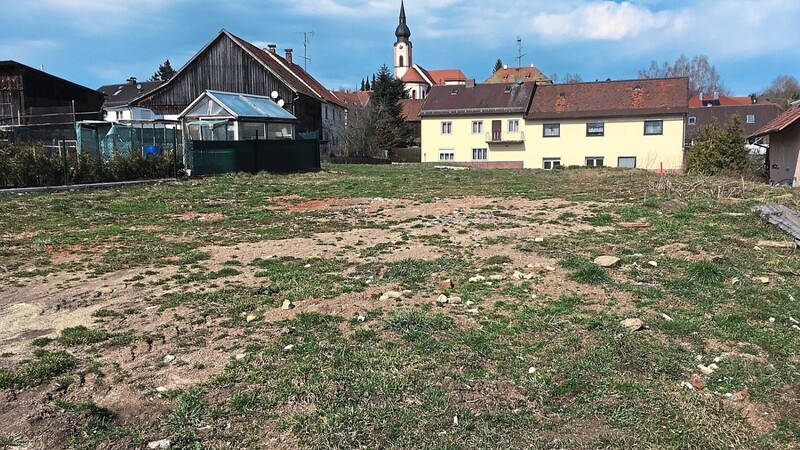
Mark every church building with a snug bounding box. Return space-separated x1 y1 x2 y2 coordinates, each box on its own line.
393 1 468 100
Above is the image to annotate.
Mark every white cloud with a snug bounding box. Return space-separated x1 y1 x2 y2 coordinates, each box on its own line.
531 1 680 42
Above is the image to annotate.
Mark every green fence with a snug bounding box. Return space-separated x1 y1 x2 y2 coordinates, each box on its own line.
187 139 320 176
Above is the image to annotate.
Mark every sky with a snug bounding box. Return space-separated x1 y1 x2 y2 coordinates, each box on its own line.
2 0 799 96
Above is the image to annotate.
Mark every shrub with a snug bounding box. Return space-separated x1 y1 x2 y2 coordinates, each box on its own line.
686 115 752 175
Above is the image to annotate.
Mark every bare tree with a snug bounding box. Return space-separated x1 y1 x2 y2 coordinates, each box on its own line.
760 75 800 108
550 72 583 84
639 54 728 98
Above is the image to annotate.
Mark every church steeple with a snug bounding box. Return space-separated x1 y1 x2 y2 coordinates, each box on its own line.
395 0 411 42
393 0 412 79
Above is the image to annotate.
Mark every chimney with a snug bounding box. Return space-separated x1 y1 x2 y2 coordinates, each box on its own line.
127 77 137 85
713 91 719 100
466 79 475 89
699 92 704 102
285 48 293 64
503 64 508 70
267 44 277 54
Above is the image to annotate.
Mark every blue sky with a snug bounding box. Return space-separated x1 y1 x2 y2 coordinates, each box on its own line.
2 0 799 95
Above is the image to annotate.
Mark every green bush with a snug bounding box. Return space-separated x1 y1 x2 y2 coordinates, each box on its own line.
686 115 753 175
0 143 184 188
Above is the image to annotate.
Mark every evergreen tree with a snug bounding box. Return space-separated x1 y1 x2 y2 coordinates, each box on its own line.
493 59 503 73
686 115 750 175
371 74 376 89
364 77 371 91
360 78 366 91
149 59 177 82
368 64 410 153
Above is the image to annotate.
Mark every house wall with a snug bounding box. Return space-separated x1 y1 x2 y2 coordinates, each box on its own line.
768 125 800 185
521 116 685 170
106 107 158 122
420 115 526 164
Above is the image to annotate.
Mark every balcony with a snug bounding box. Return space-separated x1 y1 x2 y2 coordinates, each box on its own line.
486 131 525 143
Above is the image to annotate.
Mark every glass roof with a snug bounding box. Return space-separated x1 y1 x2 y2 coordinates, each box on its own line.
182 90 296 120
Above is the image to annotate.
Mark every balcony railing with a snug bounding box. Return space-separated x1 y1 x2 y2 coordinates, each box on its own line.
486 131 525 143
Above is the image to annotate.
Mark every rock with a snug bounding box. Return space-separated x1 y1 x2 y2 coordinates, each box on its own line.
467 308 479 314
512 271 524 280
709 363 719 371
155 386 168 393
246 314 257 323
465 300 474 306
661 313 674 322
163 355 176 364
380 291 403 301
147 439 171 449
436 294 449 306
281 326 292 335
283 344 294 352
453 415 459 426
647 261 658 268
439 279 455 289
304 263 312 268
620 318 644 332
731 387 749 401
489 274 506 281
534 237 545 243
523 273 536 280
594 256 620 268
448 296 462 304
755 276 770 285
697 364 715 375
689 374 705 390
281 300 295 310
768 317 776 323
357 314 366 322
680 381 695 390
731 277 741 285
528 367 537 374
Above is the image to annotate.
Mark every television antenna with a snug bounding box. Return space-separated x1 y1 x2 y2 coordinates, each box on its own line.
298 31 314 71
516 36 526 67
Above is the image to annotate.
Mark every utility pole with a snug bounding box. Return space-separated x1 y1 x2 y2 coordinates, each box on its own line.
298 31 314 71
516 36 525 68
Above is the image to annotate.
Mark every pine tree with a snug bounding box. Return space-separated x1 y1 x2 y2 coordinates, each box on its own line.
368 64 410 153
360 78 366 91
493 59 503 73
364 77 371 91
149 59 177 82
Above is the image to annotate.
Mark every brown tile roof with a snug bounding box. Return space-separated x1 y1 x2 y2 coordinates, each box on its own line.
427 69 467 85
750 106 800 138
526 77 689 120
332 90 370 108
228 31 344 107
688 104 784 140
401 98 424 121
419 82 536 117
484 66 551 84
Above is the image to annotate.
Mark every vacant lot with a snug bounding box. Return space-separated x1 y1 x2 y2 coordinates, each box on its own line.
0 165 799 449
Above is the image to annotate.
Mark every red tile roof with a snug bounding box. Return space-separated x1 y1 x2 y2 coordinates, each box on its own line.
427 69 467 85
420 82 536 116
401 98 424 121
332 90 370 108
750 106 800 138
400 66 429 84
484 66 550 84
526 77 689 120
689 94 752 107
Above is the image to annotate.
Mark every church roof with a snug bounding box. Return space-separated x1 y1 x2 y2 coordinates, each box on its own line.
401 65 431 84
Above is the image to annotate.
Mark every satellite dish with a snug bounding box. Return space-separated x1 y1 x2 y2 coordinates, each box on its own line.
277 99 286 108
270 91 279 100
136 84 142 90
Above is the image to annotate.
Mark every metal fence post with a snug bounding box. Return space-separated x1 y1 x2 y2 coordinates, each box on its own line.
61 139 69 186
173 130 178 178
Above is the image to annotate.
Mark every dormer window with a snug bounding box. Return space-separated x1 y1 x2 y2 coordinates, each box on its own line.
504 86 512 93
451 88 458 95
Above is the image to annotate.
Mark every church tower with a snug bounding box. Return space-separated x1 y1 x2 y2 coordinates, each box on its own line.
393 0 412 79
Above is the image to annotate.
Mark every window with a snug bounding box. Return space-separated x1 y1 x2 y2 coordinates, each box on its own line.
399 55 404 67
439 150 455 161
441 121 452 134
508 119 519 133
472 148 487 160
543 123 560 137
644 120 663 135
543 158 561 170
618 157 637 168
585 157 604 167
115 111 123 120
472 121 483 134
746 114 756 124
688 116 697 125
587 122 604 136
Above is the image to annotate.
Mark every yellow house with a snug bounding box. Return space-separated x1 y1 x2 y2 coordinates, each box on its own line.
420 77 689 170
419 81 535 168
523 78 689 170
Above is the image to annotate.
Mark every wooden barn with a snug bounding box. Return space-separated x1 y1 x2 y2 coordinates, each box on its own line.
0 60 104 128
132 30 345 155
